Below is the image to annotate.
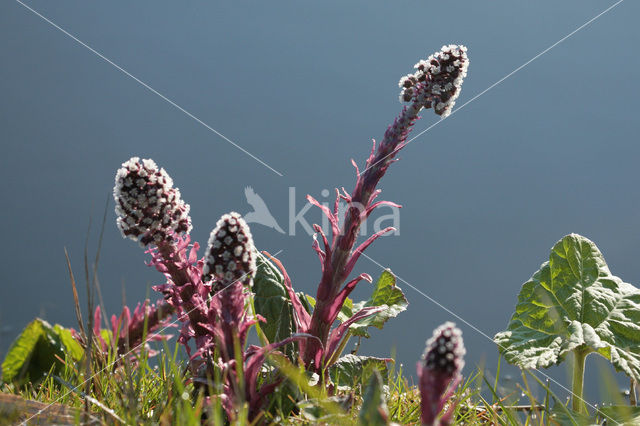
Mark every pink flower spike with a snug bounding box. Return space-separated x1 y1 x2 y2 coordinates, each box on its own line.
113 157 191 247
418 322 466 426
399 45 469 118
203 212 256 290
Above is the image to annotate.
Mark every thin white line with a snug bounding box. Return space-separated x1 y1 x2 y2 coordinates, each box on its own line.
21 248 284 425
14 0 284 177
361 0 625 176
359 251 621 425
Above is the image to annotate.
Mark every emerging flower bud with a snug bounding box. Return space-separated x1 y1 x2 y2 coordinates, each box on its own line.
203 212 256 289
418 322 466 426
399 45 469 117
422 321 465 376
113 157 192 246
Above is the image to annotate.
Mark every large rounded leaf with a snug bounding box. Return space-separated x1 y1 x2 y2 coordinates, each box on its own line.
494 234 640 381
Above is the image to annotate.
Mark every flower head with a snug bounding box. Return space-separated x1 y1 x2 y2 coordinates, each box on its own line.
113 157 191 246
203 212 256 288
422 321 465 376
418 322 466 425
399 45 469 117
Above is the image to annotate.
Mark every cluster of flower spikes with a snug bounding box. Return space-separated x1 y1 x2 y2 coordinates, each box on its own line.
203 212 256 292
113 157 192 246
398 44 469 117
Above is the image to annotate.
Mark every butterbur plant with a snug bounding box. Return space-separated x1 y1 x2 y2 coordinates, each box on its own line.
264 45 469 376
103 43 470 423
495 234 640 413
114 159 304 422
418 322 466 426
10 31 640 425
199 213 289 420
114 157 209 352
0 42 475 423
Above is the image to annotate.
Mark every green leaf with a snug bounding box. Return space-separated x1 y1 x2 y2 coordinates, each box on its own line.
597 405 640 424
329 354 391 387
1 319 78 386
494 234 640 382
337 297 355 323
549 403 592 426
349 269 408 338
53 324 84 361
358 370 389 426
252 252 295 349
298 292 313 315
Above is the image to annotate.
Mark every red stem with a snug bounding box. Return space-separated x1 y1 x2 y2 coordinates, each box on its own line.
303 103 421 369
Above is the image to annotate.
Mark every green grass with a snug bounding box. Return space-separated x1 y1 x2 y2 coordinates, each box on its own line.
1 340 602 425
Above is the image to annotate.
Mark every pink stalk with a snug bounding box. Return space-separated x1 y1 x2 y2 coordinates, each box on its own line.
113 299 174 355
301 45 469 370
150 236 212 354
197 212 277 422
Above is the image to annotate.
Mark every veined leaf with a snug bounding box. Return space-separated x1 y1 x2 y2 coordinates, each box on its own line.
2 319 81 386
494 234 640 381
349 269 408 338
252 252 295 350
329 354 392 387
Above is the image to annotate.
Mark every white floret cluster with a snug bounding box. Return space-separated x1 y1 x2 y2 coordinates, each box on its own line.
203 212 256 290
399 45 469 118
113 157 192 246
422 321 466 375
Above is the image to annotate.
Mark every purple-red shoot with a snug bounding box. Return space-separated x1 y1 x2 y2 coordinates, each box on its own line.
270 45 469 373
418 322 466 426
73 299 174 359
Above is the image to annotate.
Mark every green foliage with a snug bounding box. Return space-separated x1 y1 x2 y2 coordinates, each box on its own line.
495 233 640 413
53 325 84 361
1 318 82 387
597 405 640 424
329 354 391 387
495 233 640 378
323 269 407 339
310 270 408 339
551 404 640 426
358 371 389 426
252 252 296 344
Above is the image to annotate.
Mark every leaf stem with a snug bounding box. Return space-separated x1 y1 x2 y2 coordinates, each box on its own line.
326 330 352 368
571 347 589 413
